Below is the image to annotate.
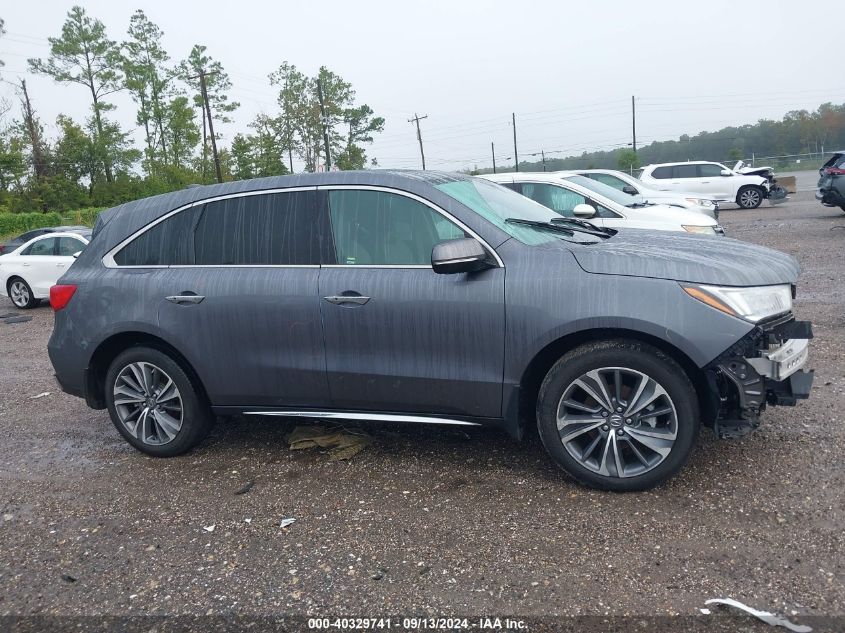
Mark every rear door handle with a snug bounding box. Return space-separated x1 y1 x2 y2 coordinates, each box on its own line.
324 295 370 306
166 294 205 305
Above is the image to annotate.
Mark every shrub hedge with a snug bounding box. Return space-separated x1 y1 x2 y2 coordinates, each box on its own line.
0 212 64 238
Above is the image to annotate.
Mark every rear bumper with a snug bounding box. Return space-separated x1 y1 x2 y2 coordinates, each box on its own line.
816 186 844 206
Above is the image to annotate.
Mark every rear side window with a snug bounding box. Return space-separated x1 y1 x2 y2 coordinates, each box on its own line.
114 191 321 266
674 165 698 178
114 206 201 266
21 237 56 256
194 191 318 265
650 166 672 179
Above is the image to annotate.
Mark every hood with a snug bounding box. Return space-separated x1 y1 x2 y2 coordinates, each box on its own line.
571 229 799 286
622 204 717 227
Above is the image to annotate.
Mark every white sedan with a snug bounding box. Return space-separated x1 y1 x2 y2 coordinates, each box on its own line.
0 231 90 309
481 172 723 235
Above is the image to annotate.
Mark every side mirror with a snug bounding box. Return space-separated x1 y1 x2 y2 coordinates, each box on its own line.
72 251 81 259
622 184 638 195
431 238 492 275
573 203 596 218
720 169 732 176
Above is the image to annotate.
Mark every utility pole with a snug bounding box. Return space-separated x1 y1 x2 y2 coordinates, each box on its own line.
408 113 428 170
18 79 47 180
541 150 546 171
491 142 497 174
631 95 637 154
316 78 332 171
512 112 519 172
188 68 223 183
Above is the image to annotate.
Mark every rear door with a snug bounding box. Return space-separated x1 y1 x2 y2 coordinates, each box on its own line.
110 188 330 408
318 186 505 418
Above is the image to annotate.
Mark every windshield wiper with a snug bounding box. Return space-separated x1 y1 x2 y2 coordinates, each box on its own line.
505 218 575 236
549 217 614 238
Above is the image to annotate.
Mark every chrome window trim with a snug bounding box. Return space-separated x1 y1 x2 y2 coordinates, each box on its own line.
243 410 482 426
320 184 504 268
102 186 319 269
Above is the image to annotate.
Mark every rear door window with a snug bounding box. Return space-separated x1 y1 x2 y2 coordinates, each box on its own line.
21 237 56 256
56 237 86 256
193 191 321 265
673 165 698 179
650 166 672 179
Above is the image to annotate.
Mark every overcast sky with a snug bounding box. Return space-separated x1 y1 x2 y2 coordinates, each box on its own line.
1 0 842 172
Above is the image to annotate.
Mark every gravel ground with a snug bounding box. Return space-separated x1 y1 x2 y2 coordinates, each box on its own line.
0 192 843 630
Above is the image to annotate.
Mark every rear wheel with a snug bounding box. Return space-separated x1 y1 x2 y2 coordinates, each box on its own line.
8 277 36 309
105 346 212 457
536 340 699 491
736 186 764 209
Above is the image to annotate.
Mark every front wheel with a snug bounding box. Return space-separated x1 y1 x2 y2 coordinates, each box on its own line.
736 186 764 209
8 277 37 309
536 340 699 491
105 346 213 457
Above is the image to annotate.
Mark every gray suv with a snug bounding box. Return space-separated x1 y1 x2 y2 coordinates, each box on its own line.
48 171 814 491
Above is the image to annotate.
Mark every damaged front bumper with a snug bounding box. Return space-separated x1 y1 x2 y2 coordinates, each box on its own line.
705 314 814 439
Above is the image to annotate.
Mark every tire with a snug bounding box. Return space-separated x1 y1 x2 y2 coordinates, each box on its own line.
536 340 699 492
105 346 213 457
7 277 37 309
840 205 845 213
736 186 764 209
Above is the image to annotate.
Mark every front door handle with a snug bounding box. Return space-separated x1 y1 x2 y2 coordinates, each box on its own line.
324 294 371 306
166 294 205 305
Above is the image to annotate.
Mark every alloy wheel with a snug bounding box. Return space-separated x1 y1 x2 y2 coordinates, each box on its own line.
556 367 678 478
739 189 761 208
113 361 183 445
9 281 30 308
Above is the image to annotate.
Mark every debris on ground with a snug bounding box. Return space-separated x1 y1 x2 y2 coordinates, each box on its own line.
30 392 51 400
279 518 296 529
60 574 77 583
0 313 20 319
704 598 812 632
202 525 215 533
3 316 32 324
234 480 254 495
285 425 372 461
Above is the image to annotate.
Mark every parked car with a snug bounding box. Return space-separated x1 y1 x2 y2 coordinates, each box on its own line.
1 231 91 308
48 171 813 491
481 172 724 235
566 168 719 219
640 161 770 209
816 150 845 213
0 225 91 255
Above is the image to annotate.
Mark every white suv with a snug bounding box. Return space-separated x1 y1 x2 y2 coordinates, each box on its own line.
640 161 770 209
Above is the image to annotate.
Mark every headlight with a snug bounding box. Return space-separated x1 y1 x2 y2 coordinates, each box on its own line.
684 197 714 207
682 225 717 235
682 283 792 323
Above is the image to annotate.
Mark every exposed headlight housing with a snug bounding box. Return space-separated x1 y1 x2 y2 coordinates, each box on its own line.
682 283 792 323
682 225 717 235
685 197 714 207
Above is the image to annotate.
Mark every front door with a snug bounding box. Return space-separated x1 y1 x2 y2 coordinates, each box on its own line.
318 187 505 418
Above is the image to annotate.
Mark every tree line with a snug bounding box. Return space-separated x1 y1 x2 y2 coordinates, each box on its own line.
511 102 845 174
0 6 384 213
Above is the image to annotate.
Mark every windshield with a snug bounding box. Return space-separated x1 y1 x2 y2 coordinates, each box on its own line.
436 178 570 245
562 175 640 206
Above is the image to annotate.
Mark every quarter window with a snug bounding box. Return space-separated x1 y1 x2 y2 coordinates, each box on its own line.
327 190 467 266
114 205 201 266
22 237 56 256
194 192 319 265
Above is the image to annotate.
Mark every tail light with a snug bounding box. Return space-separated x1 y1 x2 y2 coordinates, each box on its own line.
825 167 845 176
50 284 77 311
